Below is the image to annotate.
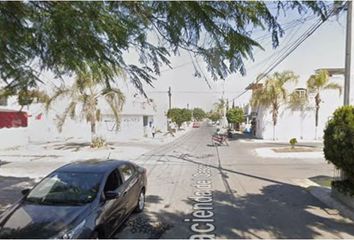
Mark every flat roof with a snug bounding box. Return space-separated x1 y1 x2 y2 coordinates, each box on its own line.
316 68 345 76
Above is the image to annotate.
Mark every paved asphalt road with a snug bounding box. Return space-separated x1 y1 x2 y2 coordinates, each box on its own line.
117 123 354 239
1 124 354 239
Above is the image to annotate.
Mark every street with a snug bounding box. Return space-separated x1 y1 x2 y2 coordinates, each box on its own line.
117 124 354 239
1 124 354 239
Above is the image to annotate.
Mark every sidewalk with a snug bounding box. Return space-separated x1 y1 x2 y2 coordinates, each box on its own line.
293 179 354 223
255 147 324 159
0 126 193 180
239 138 324 144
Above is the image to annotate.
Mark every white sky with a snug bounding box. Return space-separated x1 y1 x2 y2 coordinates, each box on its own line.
137 7 347 112
34 6 348 113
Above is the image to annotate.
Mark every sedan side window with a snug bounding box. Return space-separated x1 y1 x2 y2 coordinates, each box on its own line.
120 165 134 182
104 170 122 192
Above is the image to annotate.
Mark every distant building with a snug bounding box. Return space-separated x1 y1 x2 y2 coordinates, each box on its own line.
0 91 157 149
248 68 345 140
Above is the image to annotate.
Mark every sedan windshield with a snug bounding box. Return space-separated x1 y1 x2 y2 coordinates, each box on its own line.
26 172 102 205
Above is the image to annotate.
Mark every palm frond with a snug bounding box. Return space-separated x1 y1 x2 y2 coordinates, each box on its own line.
45 85 71 112
56 101 76 132
287 90 309 111
324 83 342 95
103 88 125 131
307 69 330 93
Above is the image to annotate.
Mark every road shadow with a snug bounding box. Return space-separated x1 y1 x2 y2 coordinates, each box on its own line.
51 142 115 152
212 185 354 238
116 184 354 239
145 195 164 204
114 194 189 239
228 132 259 142
0 161 9 167
309 175 337 188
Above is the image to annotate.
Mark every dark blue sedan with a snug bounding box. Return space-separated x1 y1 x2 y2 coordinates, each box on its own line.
0 159 147 239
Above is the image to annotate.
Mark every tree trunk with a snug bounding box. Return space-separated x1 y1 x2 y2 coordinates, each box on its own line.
315 93 321 140
272 105 278 141
91 121 96 142
273 124 276 141
300 109 304 140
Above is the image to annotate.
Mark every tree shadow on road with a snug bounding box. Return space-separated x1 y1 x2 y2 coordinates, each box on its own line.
51 142 115 152
211 185 354 238
116 183 354 239
124 151 354 238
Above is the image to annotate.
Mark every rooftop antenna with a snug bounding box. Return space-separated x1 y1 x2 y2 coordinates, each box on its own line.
107 152 111 159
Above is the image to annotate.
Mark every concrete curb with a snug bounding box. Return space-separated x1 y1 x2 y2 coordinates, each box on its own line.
293 179 354 222
255 147 324 159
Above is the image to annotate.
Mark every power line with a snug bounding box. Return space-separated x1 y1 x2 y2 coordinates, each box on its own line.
158 14 317 75
232 8 338 102
146 90 244 94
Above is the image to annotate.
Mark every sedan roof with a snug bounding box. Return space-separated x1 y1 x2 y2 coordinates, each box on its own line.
57 159 131 173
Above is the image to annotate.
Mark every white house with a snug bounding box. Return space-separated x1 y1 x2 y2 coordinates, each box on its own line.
250 68 346 141
0 90 158 149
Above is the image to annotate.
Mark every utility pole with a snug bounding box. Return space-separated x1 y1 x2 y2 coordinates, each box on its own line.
166 86 172 132
341 1 353 180
344 0 353 106
168 86 172 110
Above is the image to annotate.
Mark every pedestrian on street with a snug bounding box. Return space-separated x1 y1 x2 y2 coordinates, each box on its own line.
152 125 156 138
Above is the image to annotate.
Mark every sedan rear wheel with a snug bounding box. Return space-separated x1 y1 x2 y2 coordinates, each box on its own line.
135 190 145 213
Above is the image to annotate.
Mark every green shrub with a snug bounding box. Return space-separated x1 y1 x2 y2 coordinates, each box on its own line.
289 138 297 149
324 106 354 183
226 107 244 130
167 108 192 128
208 111 222 122
91 137 106 148
192 108 206 121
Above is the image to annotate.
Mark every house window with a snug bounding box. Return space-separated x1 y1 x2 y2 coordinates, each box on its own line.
295 88 307 98
0 96 7 106
143 115 148 127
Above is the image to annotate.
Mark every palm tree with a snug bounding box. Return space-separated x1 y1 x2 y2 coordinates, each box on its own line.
0 88 49 111
287 89 309 140
214 99 225 115
307 69 342 139
46 70 125 142
251 71 298 140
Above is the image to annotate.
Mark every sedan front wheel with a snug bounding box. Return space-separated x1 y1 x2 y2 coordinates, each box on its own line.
135 191 145 213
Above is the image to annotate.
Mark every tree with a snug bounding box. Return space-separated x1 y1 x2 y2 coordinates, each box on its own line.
251 71 298 140
287 89 310 139
214 99 226 116
324 106 354 185
167 108 192 129
208 111 222 123
226 107 244 130
0 87 49 110
45 69 125 142
0 2 336 96
307 69 342 139
192 108 206 121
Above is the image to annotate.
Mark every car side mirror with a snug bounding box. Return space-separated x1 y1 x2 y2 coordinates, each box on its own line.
21 189 30 195
104 191 119 200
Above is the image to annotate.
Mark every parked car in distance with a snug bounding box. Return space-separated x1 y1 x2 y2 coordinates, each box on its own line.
192 122 200 128
0 159 147 239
